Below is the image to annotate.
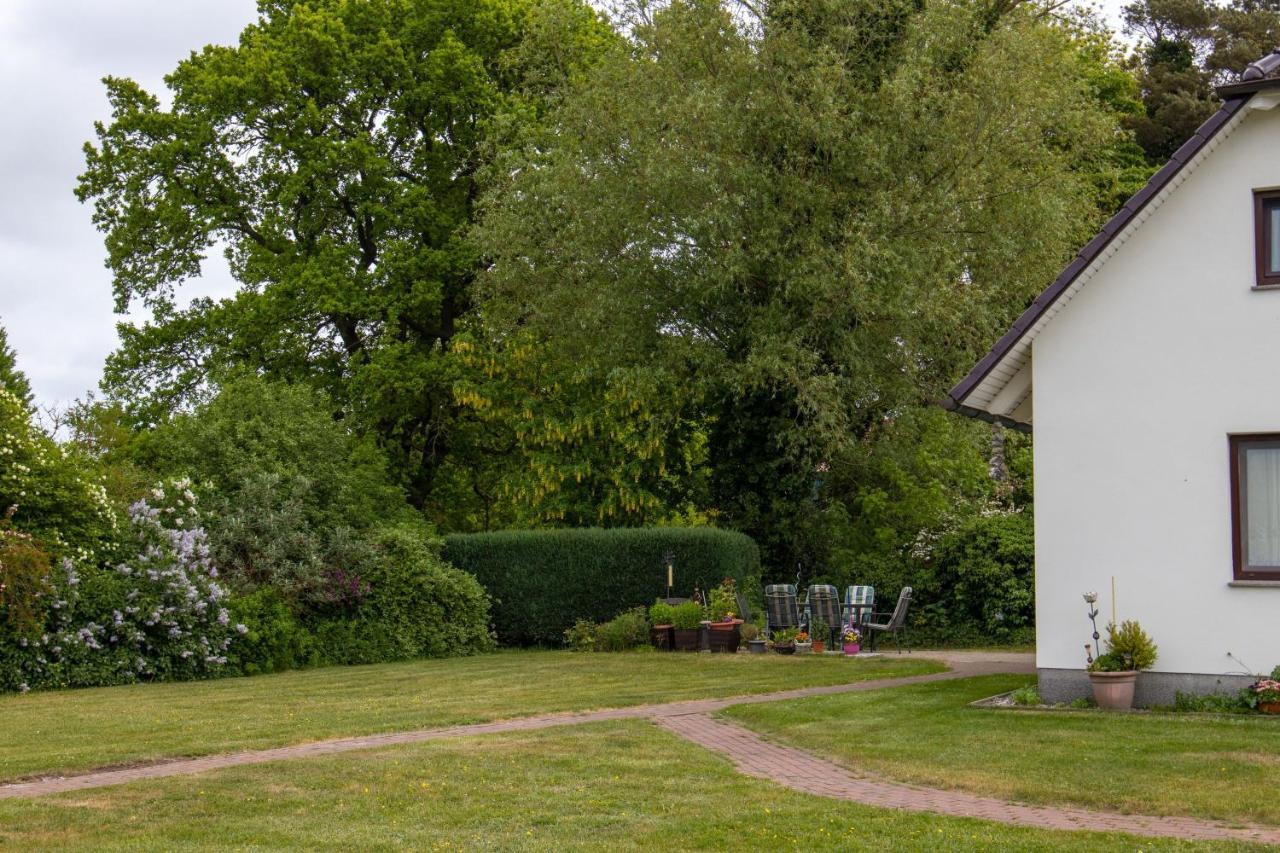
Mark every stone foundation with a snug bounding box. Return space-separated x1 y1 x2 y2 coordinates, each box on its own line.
1038 667 1255 707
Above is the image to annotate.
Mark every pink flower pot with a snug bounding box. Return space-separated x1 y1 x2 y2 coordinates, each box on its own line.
843 643 860 656
1089 670 1138 710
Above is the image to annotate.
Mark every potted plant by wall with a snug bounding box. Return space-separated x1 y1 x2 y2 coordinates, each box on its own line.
649 600 675 651
671 601 706 651
842 627 861 656
1247 673 1280 714
742 623 766 654
811 618 828 653
769 627 798 654
1086 619 1158 711
793 630 812 655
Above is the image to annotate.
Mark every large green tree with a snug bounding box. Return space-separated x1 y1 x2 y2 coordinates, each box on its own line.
77 0 614 511
470 0 1135 570
0 322 32 409
1124 0 1280 162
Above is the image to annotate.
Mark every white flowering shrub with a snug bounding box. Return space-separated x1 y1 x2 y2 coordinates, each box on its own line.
0 480 239 691
0 386 117 559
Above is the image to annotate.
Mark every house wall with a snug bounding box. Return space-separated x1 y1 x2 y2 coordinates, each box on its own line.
1033 103 1280 696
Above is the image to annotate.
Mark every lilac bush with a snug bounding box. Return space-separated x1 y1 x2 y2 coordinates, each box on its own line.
1 480 238 690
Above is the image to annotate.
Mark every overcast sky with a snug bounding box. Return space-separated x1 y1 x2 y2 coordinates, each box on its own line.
0 0 1130 414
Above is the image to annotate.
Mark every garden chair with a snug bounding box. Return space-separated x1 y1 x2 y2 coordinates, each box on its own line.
864 587 913 654
764 584 801 638
843 585 875 630
805 584 841 648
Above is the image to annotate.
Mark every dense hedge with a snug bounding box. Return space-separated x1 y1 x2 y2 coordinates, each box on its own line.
444 528 761 645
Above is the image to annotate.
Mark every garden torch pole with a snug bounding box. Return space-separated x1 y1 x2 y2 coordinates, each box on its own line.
665 551 674 600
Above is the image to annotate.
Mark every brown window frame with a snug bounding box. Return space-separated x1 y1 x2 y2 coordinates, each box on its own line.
1254 189 1280 287
1229 433 1280 579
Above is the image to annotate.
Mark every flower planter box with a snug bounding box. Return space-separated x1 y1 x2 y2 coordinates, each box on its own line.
650 625 673 651
794 642 812 655
772 643 796 655
1261 701 1280 715
672 628 701 652
842 643 860 656
747 638 767 654
706 624 741 654
1089 670 1138 710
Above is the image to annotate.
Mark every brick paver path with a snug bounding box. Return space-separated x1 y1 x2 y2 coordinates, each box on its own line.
7 650 1278 845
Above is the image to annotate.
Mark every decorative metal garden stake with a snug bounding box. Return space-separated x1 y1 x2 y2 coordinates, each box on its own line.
1083 591 1100 663
664 551 675 600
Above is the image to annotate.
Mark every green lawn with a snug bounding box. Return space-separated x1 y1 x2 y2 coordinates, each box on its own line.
0 721 1250 851
725 674 1280 827
0 650 942 781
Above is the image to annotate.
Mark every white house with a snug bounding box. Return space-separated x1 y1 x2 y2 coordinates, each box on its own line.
945 50 1280 704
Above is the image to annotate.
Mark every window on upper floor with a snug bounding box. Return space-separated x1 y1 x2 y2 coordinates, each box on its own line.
1255 189 1280 287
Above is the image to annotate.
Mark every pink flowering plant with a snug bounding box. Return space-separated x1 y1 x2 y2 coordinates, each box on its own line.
1250 677 1280 705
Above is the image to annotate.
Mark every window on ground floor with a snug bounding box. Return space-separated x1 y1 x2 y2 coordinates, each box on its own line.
1231 434 1280 578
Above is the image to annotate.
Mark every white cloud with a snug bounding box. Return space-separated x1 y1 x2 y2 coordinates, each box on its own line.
0 0 255 410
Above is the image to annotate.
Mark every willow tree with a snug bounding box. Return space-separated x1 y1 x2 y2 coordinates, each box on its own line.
77 0 614 509
471 0 1133 568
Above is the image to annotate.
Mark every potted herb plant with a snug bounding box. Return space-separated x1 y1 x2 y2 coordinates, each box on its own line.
741 623 766 654
1086 618 1158 711
707 579 743 629
842 627 861 656
671 601 705 651
649 600 675 651
793 630 812 655
811 618 829 653
769 627 798 654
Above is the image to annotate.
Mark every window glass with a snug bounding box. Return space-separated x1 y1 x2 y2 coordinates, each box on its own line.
1270 202 1280 275
1245 444 1280 567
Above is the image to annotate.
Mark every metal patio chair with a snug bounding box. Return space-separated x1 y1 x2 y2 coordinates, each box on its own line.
865 587 913 654
805 584 841 648
764 584 801 638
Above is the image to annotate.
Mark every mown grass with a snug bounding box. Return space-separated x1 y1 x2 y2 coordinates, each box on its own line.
0 649 942 781
725 674 1280 826
0 721 1252 851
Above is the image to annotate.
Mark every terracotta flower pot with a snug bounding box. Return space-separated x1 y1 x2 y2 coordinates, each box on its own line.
842 643 860 656
812 641 825 653
709 618 743 631
1260 701 1280 715
1089 670 1138 710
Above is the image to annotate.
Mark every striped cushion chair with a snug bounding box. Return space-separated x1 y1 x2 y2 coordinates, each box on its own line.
764 584 801 637
844 585 875 629
805 584 841 647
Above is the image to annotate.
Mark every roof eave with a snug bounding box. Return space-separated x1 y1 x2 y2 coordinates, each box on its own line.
942 92 1254 421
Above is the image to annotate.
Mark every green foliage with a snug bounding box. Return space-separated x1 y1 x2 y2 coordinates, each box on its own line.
133 377 416 601
648 600 676 626
670 601 706 630
594 607 651 652
0 321 32 409
740 622 760 642
1173 691 1251 713
1068 696 1094 709
1088 651 1130 673
78 0 615 522
707 578 737 621
474 0 1129 570
1105 619 1158 671
1011 685 1041 706
1122 0 1280 164
226 587 313 676
0 386 119 558
307 525 494 665
443 527 759 645
563 619 597 652
0 520 51 637
919 510 1035 643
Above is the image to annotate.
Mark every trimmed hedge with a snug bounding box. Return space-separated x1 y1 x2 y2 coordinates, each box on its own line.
443 528 761 645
